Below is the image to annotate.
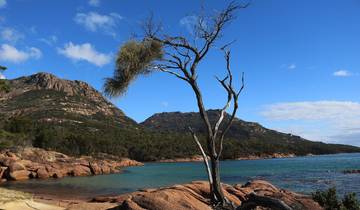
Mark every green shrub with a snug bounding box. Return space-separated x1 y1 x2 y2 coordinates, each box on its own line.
342 193 360 210
0 80 10 93
4 117 33 133
312 187 360 210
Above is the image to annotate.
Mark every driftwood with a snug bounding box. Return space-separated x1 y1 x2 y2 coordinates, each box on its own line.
237 193 293 210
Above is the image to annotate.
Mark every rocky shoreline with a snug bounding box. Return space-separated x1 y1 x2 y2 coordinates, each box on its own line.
0 147 143 183
158 153 297 163
236 153 296 160
107 180 322 210
21 180 322 210
0 148 325 209
0 148 304 182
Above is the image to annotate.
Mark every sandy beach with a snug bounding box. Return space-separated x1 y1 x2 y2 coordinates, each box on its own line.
0 187 64 210
0 187 119 210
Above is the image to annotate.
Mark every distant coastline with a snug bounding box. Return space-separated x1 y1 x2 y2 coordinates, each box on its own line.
157 153 302 163
155 152 360 163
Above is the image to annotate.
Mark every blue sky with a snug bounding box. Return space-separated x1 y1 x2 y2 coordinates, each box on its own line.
0 0 359 146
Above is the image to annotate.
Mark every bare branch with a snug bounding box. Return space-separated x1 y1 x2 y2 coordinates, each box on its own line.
217 72 245 159
213 76 233 141
220 39 237 51
152 36 200 58
156 66 189 82
168 53 183 68
189 127 213 185
198 2 246 59
187 2 247 80
210 47 246 159
237 72 245 96
142 13 162 38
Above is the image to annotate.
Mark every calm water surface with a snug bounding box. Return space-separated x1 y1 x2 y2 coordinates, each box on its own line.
3 153 360 199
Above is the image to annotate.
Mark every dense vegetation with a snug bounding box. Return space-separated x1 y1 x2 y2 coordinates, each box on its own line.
1 113 359 161
142 111 360 157
312 187 360 210
0 115 200 161
1 73 360 161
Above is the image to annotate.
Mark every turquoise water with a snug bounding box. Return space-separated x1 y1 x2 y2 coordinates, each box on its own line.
3 153 360 199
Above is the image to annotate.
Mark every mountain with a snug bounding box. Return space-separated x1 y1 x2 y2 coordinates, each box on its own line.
0 72 143 157
141 111 360 157
0 72 137 127
142 110 270 137
1 73 359 161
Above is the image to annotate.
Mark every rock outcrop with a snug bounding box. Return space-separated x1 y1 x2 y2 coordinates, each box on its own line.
343 169 360 174
158 155 207 163
236 153 296 160
90 180 322 210
0 147 143 182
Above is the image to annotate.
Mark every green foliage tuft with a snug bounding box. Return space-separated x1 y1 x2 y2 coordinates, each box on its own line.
104 39 163 97
312 187 360 210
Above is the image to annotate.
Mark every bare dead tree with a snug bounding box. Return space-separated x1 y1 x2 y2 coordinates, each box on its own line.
104 2 255 209
105 2 295 209
143 3 247 209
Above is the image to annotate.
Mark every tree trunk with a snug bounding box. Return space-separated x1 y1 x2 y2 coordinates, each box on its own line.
189 81 230 209
210 156 227 208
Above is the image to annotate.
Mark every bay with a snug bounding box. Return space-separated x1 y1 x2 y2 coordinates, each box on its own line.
3 153 360 199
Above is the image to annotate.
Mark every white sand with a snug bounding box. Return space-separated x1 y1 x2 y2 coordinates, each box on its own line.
0 187 64 210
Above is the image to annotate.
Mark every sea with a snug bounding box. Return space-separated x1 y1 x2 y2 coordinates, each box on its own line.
2 153 360 200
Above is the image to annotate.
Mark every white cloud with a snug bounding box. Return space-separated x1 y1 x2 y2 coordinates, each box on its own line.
29 26 37 34
280 63 297 70
58 42 111 67
74 12 122 36
333 70 351 77
261 101 360 146
28 47 42 59
1 27 24 43
0 0 6 8
88 0 100 7
0 73 5 79
288 64 296 70
0 44 42 63
161 101 169 107
39 35 58 46
179 15 207 34
262 101 360 121
180 16 198 32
